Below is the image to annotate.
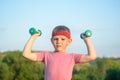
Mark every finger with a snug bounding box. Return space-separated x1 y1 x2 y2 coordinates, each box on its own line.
36 29 40 36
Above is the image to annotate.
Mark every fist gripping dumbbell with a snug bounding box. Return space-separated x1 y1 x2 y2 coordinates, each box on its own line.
29 27 42 36
80 30 92 39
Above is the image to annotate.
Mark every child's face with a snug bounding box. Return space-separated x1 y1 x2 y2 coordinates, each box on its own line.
51 35 72 52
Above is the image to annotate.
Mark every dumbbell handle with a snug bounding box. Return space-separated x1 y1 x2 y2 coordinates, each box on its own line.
80 30 92 39
29 27 42 36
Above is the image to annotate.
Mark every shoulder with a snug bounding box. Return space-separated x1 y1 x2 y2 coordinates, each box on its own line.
70 53 83 63
70 53 82 57
36 51 53 59
37 51 51 56
36 51 53 62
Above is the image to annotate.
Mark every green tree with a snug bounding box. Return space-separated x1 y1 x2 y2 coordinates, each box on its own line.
0 63 10 80
104 68 120 80
1 51 44 80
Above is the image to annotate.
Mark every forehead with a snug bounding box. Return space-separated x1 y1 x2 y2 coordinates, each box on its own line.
52 35 68 39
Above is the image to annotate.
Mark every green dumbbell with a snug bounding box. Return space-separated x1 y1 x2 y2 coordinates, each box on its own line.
80 29 92 39
29 27 42 36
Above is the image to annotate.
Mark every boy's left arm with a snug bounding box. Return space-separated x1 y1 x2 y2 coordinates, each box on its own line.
80 37 96 63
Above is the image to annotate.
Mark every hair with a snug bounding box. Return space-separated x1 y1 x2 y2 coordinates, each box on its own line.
52 25 71 34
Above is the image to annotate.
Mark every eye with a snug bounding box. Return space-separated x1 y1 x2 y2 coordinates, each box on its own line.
61 38 65 40
53 38 58 41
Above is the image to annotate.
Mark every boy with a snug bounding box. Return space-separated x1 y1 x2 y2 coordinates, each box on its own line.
22 25 96 80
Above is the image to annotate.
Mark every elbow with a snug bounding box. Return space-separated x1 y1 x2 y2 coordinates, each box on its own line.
92 57 96 61
22 52 30 59
91 55 96 61
22 52 26 57
22 52 27 58
22 50 29 58
89 52 96 61
88 54 96 61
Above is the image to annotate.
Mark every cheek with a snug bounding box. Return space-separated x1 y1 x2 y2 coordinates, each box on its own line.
52 41 56 45
52 40 57 46
51 40 55 45
66 40 71 46
63 41 69 46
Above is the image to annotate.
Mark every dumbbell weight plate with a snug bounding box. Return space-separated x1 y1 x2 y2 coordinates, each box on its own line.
38 29 42 36
29 27 36 35
85 30 92 37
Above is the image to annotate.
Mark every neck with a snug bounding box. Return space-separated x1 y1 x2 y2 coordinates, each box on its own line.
54 50 66 53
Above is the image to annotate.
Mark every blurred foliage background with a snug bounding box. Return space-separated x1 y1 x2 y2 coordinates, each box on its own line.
0 51 120 80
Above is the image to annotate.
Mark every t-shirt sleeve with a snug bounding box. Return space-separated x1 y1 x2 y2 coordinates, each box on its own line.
73 54 82 64
36 52 46 62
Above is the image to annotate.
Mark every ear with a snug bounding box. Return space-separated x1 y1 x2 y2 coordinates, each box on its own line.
67 39 72 45
51 38 53 44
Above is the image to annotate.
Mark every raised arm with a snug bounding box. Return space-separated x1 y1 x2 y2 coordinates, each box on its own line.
22 34 39 61
80 37 96 63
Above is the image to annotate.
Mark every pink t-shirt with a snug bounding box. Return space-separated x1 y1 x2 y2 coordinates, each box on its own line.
36 52 82 80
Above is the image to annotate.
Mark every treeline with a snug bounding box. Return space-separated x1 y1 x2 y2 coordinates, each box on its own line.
0 51 120 80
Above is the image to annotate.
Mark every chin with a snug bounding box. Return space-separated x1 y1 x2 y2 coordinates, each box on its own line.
55 50 62 52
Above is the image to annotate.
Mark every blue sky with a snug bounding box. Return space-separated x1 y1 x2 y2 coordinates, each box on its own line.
0 0 120 57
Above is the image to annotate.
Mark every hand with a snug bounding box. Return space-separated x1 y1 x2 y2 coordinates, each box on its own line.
82 35 90 42
36 29 41 36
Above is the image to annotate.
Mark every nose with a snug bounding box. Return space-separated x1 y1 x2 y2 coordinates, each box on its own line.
56 39 61 44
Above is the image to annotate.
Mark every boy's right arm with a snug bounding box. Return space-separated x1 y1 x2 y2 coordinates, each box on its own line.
22 34 39 61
